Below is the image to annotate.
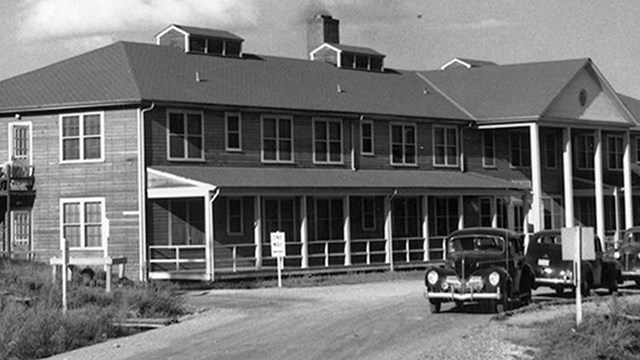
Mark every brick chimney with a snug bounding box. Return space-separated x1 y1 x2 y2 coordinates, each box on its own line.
307 14 339 54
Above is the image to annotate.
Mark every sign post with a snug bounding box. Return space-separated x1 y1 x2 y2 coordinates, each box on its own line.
61 238 69 314
270 231 286 288
561 226 595 328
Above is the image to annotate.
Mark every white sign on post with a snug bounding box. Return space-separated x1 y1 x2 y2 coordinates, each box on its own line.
560 226 595 328
270 231 286 288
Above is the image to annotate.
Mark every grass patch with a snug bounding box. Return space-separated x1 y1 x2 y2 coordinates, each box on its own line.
0 258 187 360
520 297 640 360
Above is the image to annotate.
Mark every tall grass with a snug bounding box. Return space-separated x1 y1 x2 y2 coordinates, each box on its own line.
0 258 187 360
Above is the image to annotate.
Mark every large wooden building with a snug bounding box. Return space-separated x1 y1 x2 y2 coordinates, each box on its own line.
1 15 639 281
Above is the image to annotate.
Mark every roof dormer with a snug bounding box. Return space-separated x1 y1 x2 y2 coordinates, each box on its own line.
307 14 385 72
440 57 497 70
156 24 244 57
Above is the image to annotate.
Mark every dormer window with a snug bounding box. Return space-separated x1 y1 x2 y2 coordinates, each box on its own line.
340 53 384 71
156 24 244 58
311 43 385 72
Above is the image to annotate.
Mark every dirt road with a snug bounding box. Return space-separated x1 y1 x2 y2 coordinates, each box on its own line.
49 280 521 360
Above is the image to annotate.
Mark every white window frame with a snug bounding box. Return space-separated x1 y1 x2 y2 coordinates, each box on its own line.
360 120 374 156
166 109 205 161
607 134 624 171
59 112 105 163
313 118 343 164
389 122 417 166
226 197 244 236
261 115 295 164
225 112 242 152
576 134 595 170
433 125 459 167
11 210 32 248
9 122 33 165
482 130 495 168
361 197 376 231
60 197 106 250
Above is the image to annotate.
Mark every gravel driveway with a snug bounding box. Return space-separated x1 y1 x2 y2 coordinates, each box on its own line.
47 279 538 360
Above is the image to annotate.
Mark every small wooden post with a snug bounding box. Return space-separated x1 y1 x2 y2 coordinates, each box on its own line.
61 239 68 314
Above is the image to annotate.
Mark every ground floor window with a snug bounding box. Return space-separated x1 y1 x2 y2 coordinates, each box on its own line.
313 198 343 241
479 197 492 227
169 198 204 245
264 198 297 242
393 197 420 237
543 197 564 230
430 197 459 237
61 198 104 248
576 197 596 228
496 198 508 229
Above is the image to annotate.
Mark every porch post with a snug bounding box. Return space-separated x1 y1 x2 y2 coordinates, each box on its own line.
563 127 575 227
529 123 543 231
422 195 429 261
204 191 214 281
457 195 464 230
491 196 498 228
343 196 351 266
507 198 515 231
384 194 394 271
594 129 606 241
300 196 309 269
624 130 634 229
254 196 262 270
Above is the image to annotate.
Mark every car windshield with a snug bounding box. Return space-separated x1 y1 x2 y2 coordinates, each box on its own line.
535 234 561 245
448 235 504 254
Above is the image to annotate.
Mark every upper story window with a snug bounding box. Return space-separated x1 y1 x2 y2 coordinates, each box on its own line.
188 36 241 57
313 118 343 164
510 130 530 168
225 112 242 152
390 123 417 166
433 126 459 167
576 134 595 170
167 110 204 161
482 131 495 168
340 53 383 71
545 133 557 169
607 134 624 170
60 112 103 163
361 120 374 155
61 197 104 249
262 115 293 163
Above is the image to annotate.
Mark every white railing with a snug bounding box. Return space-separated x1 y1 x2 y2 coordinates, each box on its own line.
427 236 447 261
391 237 427 263
148 245 206 272
215 243 257 272
351 238 387 265
307 239 346 267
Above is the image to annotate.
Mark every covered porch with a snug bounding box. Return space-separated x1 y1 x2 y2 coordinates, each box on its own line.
145 167 527 281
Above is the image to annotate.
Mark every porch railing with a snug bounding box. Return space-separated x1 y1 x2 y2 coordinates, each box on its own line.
148 245 206 272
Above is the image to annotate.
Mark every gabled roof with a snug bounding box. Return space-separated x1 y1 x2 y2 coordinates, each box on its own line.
618 93 640 129
323 43 385 57
0 41 469 120
156 24 244 42
419 58 590 122
440 57 497 70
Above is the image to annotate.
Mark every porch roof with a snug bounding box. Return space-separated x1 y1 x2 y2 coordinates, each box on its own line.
149 166 527 192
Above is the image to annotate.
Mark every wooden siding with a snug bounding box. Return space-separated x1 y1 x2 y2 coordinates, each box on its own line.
0 108 141 279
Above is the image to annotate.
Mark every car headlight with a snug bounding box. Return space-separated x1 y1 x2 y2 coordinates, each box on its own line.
637 253 640 260
427 270 439 285
488 271 500 286
614 251 621 259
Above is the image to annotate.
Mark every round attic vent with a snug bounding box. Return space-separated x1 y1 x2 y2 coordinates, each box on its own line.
579 89 587 107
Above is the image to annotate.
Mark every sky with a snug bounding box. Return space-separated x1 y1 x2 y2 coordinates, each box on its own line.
2 1 640 97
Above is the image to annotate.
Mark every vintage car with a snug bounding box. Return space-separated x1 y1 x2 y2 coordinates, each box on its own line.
525 229 621 295
611 227 640 286
424 228 534 314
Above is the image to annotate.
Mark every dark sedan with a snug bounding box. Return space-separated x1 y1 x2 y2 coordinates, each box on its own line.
611 227 640 286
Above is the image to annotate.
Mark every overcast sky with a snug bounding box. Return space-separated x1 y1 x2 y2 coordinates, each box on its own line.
2 0 640 97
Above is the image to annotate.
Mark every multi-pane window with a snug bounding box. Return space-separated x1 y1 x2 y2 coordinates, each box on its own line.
314 198 343 240
393 197 420 237
188 37 241 57
479 197 492 227
607 135 623 170
262 116 293 163
361 197 376 231
313 119 342 163
576 134 595 169
11 124 31 164
361 120 374 155
496 198 508 229
61 113 103 162
169 199 204 245
510 131 530 167
482 131 495 168
545 133 557 169
390 123 416 166
543 197 564 230
225 113 242 151
227 198 243 235
431 197 459 237
12 211 31 246
264 198 297 242
167 110 204 160
433 126 459 167
61 198 104 248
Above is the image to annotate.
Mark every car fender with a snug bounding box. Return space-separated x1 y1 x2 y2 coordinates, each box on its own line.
513 263 534 294
482 267 512 294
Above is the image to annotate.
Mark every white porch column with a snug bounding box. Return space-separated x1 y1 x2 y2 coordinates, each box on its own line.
300 196 309 269
204 191 215 281
422 195 429 261
507 199 515 231
563 127 575 227
343 196 351 266
594 129 606 241
624 131 634 229
384 195 394 271
530 123 543 231
491 196 498 228
254 196 262 270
